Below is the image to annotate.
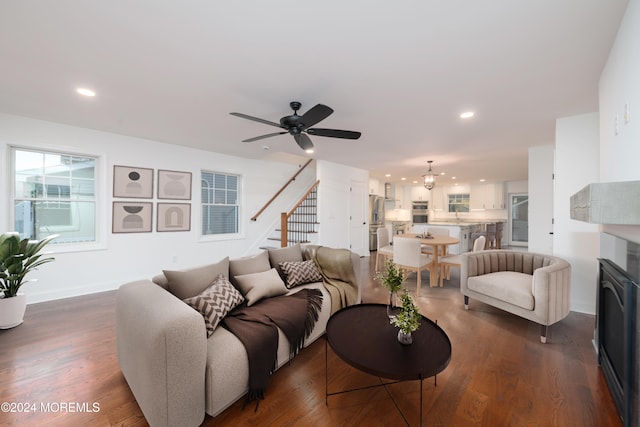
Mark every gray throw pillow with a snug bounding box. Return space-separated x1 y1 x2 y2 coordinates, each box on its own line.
229 251 271 279
234 268 288 306
163 256 230 300
268 243 303 279
183 274 244 337
280 260 323 288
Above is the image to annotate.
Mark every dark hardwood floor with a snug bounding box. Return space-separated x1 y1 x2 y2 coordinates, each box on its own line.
0 254 621 427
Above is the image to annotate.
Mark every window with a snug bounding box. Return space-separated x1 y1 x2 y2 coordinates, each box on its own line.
12 148 97 244
201 171 240 235
448 194 470 213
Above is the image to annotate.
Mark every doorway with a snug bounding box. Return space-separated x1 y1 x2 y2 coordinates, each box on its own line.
509 193 528 247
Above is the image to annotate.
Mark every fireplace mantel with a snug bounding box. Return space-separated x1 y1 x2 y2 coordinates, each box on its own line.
571 181 640 225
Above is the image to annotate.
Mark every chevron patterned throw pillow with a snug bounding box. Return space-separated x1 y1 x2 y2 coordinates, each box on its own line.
183 274 244 337
280 260 323 288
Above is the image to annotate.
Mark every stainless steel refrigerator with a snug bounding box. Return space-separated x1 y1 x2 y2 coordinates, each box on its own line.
369 195 385 251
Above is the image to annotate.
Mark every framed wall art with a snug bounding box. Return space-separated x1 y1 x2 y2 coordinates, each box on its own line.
113 165 154 198
158 169 192 200
157 203 191 232
112 202 153 233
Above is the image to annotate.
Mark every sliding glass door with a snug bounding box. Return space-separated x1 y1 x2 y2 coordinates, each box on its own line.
509 193 528 246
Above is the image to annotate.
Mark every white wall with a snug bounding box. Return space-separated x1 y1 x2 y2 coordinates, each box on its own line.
0 114 363 303
599 0 640 244
554 113 600 314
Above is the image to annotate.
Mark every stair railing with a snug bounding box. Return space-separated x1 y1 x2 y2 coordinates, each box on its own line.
280 180 319 247
251 158 314 222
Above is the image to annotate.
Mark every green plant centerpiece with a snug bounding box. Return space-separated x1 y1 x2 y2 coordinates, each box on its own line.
391 290 421 345
374 260 404 319
0 232 57 329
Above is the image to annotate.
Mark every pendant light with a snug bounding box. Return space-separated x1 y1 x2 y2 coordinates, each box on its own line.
422 160 436 190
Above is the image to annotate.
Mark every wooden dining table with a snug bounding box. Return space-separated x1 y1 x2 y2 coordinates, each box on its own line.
405 233 460 288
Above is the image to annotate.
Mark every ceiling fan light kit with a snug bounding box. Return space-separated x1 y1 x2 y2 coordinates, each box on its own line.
230 101 361 151
422 160 436 190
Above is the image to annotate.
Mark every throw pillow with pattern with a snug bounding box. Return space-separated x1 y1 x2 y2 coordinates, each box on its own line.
183 274 244 337
280 260 323 288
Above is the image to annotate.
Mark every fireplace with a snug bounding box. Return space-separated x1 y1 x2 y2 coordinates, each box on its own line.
598 233 640 427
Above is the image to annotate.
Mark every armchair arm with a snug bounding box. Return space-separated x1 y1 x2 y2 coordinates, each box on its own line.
116 281 207 427
531 259 572 325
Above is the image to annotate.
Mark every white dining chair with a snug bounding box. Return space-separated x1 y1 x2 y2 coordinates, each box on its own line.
375 227 394 271
393 236 432 296
438 235 486 287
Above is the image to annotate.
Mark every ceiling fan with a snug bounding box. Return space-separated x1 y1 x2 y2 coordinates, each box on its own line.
230 101 361 151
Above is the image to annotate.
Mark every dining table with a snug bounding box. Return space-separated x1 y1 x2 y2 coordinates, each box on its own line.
405 233 460 288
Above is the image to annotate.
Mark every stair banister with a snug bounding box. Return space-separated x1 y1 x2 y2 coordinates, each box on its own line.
280 180 320 247
251 159 313 222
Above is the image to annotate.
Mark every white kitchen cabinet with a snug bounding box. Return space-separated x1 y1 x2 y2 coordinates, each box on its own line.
430 186 445 211
470 182 505 210
410 185 430 202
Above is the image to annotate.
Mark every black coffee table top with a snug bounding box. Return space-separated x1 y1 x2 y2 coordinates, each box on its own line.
326 303 451 381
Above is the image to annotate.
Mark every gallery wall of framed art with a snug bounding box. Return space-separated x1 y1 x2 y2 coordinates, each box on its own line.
112 166 192 233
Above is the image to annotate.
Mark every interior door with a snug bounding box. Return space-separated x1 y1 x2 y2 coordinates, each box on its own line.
349 180 367 256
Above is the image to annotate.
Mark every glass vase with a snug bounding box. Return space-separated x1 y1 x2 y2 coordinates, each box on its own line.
397 330 413 345
387 291 400 320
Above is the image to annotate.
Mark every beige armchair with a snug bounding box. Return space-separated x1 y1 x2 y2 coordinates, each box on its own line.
460 250 571 343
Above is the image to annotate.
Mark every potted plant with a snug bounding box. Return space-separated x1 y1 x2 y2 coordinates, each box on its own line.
0 232 57 329
374 260 404 319
391 290 421 345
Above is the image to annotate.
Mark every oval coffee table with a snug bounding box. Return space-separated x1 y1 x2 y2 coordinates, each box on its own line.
325 303 451 426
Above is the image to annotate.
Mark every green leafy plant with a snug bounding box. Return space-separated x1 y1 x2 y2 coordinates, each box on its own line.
0 232 57 298
391 290 421 334
374 260 404 293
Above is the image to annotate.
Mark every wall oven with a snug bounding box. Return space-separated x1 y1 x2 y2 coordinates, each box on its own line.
412 201 429 224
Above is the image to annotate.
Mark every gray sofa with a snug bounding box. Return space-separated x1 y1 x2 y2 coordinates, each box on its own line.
460 250 571 343
116 244 361 427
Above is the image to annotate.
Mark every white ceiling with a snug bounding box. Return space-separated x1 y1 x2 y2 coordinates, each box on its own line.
0 1 629 185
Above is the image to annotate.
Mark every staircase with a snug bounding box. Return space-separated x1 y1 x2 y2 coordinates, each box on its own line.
268 181 319 247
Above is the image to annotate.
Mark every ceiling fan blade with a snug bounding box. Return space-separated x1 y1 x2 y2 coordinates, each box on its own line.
307 128 362 139
230 112 283 128
294 133 314 151
242 132 287 143
299 104 334 129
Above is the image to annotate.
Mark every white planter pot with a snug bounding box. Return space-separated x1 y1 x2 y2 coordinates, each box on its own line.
0 293 27 329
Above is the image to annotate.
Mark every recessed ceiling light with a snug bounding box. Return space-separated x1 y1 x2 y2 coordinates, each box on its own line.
76 88 96 97
385 174 391 177
480 178 486 182
460 111 474 119
451 176 457 180
305 149 314 154
412 180 418 184
401 177 406 181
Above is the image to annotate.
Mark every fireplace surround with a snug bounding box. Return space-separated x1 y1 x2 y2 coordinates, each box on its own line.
598 233 640 427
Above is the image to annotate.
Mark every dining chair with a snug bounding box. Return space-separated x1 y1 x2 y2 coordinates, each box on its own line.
438 235 486 287
393 236 432 296
495 222 504 249
375 227 394 271
421 227 450 255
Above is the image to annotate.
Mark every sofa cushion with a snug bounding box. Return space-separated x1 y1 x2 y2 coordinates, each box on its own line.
268 243 303 279
163 256 230 299
280 260 323 288
234 268 288 306
183 274 244 337
468 271 534 310
229 251 271 287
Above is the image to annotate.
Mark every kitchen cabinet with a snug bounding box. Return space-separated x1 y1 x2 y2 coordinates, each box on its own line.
410 185 429 202
430 186 446 211
470 183 506 210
